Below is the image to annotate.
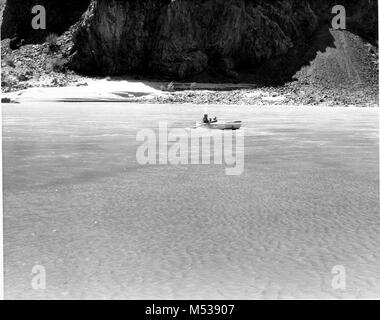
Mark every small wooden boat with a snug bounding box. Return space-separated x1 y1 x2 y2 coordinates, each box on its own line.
195 121 242 130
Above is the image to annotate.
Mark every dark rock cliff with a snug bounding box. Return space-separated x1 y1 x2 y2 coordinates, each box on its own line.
70 0 320 82
1 0 378 83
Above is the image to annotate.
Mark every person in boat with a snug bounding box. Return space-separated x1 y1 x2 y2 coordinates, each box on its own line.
203 114 210 124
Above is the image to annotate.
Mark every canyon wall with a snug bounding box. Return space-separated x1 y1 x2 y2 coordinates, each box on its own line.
69 0 320 82
1 0 378 83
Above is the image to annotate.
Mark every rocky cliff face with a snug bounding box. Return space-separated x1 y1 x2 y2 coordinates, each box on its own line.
1 0 378 83
69 0 379 82
70 0 170 75
70 0 320 82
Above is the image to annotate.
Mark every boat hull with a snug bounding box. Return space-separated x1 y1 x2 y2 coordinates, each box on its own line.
195 121 242 130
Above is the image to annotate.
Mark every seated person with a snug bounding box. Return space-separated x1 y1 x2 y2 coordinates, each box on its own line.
203 114 210 124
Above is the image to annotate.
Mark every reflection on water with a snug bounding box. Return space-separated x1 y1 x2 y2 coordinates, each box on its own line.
2 103 380 299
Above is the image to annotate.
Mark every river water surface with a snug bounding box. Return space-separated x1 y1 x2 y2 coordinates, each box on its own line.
2 103 379 299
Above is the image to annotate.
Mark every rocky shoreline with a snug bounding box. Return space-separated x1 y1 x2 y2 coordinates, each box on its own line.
3 81 377 108
140 83 378 107
1 26 378 107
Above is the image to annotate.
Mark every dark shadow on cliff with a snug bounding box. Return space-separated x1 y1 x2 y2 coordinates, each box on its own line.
229 24 337 87
136 24 337 89
187 22 376 88
72 22 377 93
140 25 337 88
78 25 336 91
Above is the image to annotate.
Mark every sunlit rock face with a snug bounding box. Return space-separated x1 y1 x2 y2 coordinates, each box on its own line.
70 0 171 76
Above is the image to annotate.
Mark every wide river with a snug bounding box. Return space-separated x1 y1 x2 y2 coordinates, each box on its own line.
2 103 379 299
